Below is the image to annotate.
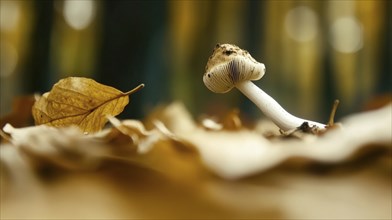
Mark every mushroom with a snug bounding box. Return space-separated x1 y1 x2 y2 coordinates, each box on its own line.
203 43 325 131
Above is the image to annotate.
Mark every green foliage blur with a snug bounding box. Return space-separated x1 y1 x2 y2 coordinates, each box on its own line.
1 0 391 122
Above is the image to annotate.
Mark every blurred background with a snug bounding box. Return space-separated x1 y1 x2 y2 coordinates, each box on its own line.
0 0 391 122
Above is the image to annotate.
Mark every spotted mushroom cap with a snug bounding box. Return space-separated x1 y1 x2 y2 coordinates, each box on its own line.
203 43 266 93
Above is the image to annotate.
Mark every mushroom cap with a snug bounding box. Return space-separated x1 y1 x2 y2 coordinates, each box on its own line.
203 44 266 93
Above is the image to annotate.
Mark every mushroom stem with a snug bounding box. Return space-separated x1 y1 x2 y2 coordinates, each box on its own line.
236 81 325 131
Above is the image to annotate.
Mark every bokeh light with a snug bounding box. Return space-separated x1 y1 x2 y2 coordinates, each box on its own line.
0 1 20 32
285 6 318 42
329 16 363 53
63 0 95 30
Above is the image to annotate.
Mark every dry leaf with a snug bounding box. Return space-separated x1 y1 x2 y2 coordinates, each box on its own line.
107 116 161 154
1 102 391 219
200 109 242 131
152 102 392 179
0 95 35 129
32 77 144 133
2 124 109 170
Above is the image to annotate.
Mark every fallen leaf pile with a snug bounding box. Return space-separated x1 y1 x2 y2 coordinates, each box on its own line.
1 78 391 219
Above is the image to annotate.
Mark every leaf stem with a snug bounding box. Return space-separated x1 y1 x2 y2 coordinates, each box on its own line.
124 84 145 96
327 99 340 127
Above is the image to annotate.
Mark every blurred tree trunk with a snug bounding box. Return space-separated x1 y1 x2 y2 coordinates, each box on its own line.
96 1 168 119
377 0 392 94
23 1 54 93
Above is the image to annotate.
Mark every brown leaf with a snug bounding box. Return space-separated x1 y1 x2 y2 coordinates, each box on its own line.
2 123 109 170
32 77 144 133
0 95 35 129
1 103 391 219
151 102 392 179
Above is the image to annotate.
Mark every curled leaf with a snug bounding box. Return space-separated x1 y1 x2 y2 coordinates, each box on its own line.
32 77 144 133
107 116 161 154
152 102 392 179
2 123 109 170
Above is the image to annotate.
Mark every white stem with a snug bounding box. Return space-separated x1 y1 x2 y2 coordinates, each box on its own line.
236 81 325 131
